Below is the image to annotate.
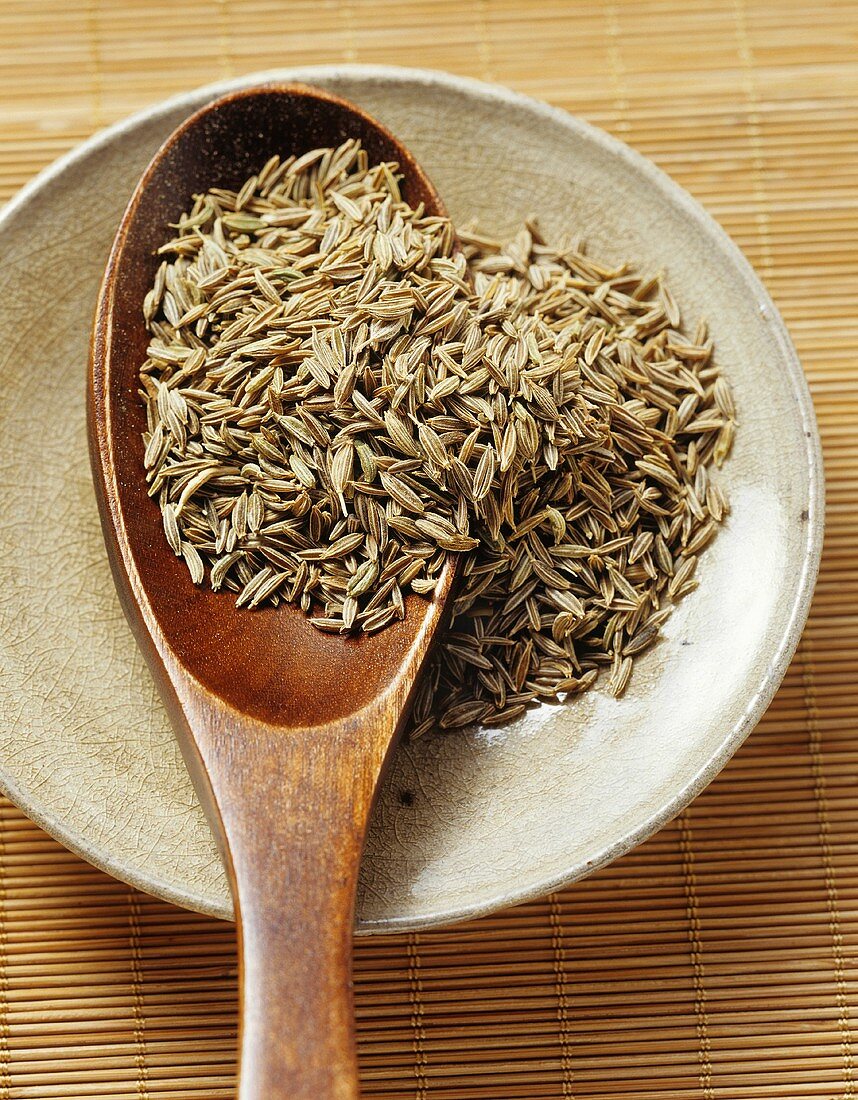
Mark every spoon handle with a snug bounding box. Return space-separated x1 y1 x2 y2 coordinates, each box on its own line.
184 707 392 1099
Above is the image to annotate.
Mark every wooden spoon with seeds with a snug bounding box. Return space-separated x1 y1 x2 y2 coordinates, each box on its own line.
88 84 457 1100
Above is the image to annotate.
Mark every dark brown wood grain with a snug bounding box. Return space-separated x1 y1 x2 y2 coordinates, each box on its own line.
88 84 457 1100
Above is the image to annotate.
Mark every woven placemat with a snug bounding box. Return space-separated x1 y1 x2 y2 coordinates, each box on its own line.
2 1 856 1097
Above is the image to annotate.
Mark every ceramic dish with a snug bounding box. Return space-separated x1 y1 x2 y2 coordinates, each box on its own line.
0 66 822 932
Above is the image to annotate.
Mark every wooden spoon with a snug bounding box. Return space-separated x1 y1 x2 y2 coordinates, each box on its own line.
88 84 457 1100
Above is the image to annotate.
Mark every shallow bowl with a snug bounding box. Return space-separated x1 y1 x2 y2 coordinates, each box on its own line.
0 66 822 931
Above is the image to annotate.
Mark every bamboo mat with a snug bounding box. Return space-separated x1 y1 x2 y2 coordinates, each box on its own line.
1 0 857 1096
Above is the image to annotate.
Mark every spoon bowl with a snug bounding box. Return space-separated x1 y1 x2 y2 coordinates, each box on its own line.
89 84 456 1100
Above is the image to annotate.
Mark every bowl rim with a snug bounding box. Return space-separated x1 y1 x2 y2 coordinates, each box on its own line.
0 64 824 932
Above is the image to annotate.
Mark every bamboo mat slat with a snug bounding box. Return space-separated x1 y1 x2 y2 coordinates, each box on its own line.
2 0 858 1096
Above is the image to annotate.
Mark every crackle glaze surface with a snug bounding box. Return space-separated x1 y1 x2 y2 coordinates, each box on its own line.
0 67 822 931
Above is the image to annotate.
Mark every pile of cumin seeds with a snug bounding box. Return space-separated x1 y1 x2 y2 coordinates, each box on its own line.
409 223 733 735
139 139 735 736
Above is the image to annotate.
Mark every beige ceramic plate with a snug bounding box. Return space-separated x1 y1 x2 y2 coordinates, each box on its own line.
0 66 822 932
